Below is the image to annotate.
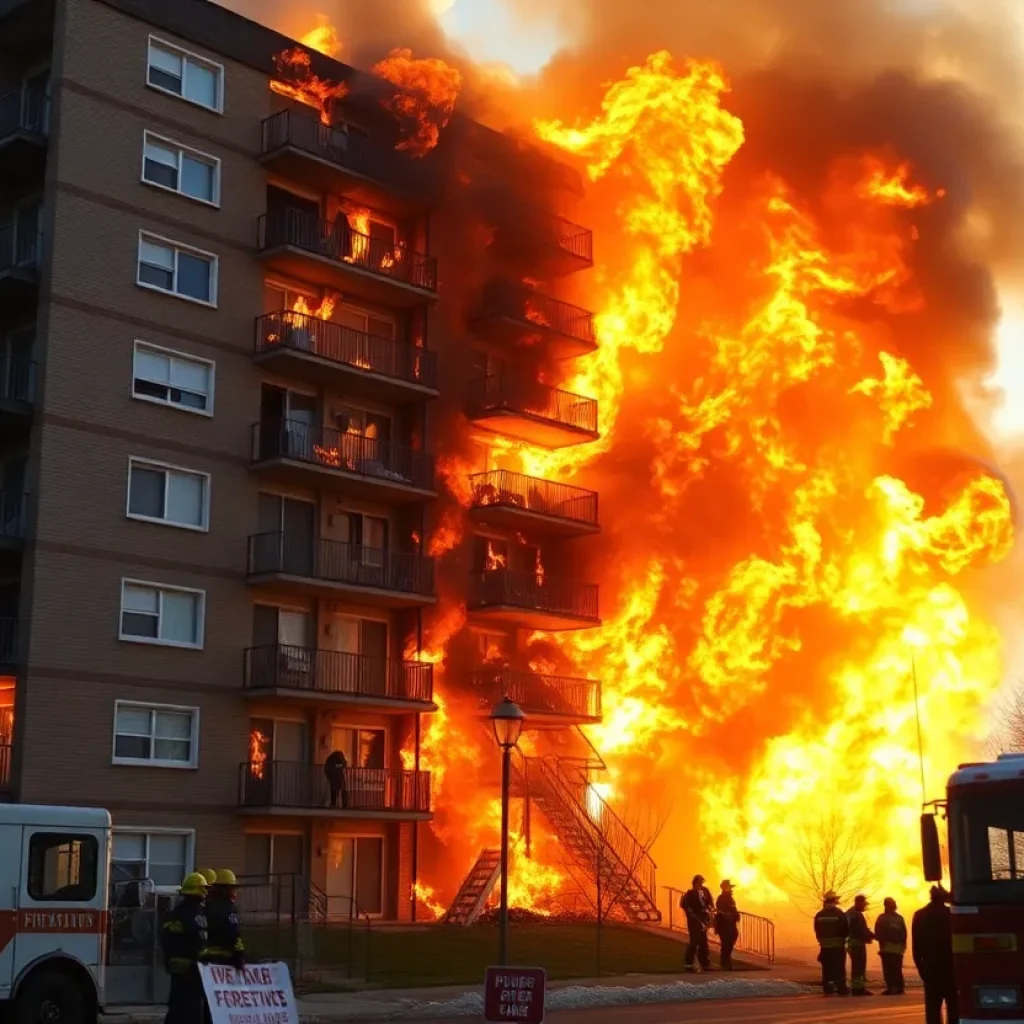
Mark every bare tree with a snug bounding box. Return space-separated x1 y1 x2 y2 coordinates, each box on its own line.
989 681 1024 757
786 811 874 915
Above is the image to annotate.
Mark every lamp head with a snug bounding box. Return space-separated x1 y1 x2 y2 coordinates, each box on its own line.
490 698 525 750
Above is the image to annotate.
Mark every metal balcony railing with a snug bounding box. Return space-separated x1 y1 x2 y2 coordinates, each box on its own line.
247 532 435 598
664 886 776 962
0 618 17 665
469 469 598 527
258 210 437 292
0 743 10 791
244 644 433 703
0 227 42 274
472 667 601 719
0 359 35 404
256 311 438 390
478 281 596 347
0 491 26 538
0 86 49 139
552 215 593 263
252 419 435 492
260 109 422 193
468 376 599 435
238 761 431 813
469 568 599 621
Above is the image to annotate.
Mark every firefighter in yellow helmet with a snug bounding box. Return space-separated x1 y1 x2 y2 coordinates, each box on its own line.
203 869 246 972
199 868 217 886
874 896 908 995
813 890 849 995
160 873 208 1024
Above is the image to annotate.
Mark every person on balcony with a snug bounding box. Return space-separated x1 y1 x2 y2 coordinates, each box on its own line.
714 879 741 970
680 874 714 972
325 748 348 809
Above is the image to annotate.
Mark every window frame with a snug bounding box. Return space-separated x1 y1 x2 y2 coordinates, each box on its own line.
112 827 196 892
126 456 211 532
136 231 219 308
118 578 206 650
112 699 201 769
26 832 100 903
141 130 222 208
146 35 224 114
132 340 215 418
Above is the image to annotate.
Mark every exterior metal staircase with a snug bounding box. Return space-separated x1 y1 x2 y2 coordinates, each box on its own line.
442 848 501 925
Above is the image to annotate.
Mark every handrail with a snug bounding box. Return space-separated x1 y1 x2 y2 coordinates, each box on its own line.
0 86 49 138
0 618 17 665
0 226 42 274
256 310 438 390
251 418 436 492
663 885 776 962
244 644 434 702
469 567 599 621
471 667 600 719
469 469 598 527
0 490 26 538
0 358 35 404
258 209 437 292
468 375 599 434
478 280 595 345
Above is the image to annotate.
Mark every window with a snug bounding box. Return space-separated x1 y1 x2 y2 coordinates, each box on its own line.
112 830 193 889
142 132 220 205
27 833 99 902
113 700 199 767
244 833 305 879
334 304 395 340
119 580 204 648
127 458 209 531
137 234 217 305
132 342 214 415
147 37 223 112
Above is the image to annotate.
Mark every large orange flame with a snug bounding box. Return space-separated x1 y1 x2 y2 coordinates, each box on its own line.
270 47 348 125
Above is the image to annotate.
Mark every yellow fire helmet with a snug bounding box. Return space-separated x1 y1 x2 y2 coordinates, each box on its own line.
180 872 209 896
214 868 238 887
199 868 217 885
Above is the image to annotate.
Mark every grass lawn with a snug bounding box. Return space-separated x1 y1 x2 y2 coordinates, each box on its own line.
249 921 698 989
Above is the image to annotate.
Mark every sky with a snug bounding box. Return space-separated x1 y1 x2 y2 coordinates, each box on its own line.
437 0 563 74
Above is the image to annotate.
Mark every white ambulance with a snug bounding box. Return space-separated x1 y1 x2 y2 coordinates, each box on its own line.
0 804 111 1024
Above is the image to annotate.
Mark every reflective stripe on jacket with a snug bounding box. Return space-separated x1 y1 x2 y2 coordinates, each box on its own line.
814 906 849 949
845 908 874 949
203 893 245 962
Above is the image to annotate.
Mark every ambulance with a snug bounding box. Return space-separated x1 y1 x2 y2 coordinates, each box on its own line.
0 804 111 1023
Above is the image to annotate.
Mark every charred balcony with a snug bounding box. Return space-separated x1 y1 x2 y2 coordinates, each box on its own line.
472 667 601 725
0 227 42 311
488 202 594 278
257 210 437 307
0 85 48 186
469 470 599 538
250 420 437 503
467 375 599 449
259 110 432 216
0 618 18 668
472 281 596 359
238 762 432 820
255 312 439 401
247 532 436 608
244 644 435 712
468 568 600 630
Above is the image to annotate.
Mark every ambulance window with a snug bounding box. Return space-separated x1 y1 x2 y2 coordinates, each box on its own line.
27 832 99 902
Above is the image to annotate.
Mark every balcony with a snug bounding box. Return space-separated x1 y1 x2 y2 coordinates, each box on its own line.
0 359 34 423
250 420 436 503
0 619 18 667
0 87 48 186
489 203 594 278
247 533 436 608
0 228 42 310
254 311 439 401
257 210 437 307
238 762 432 820
468 568 599 630
0 491 27 548
472 667 601 724
259 109 432 215
469 470 598 538
472 281 596 359
244 645 435 712
467 376 599 449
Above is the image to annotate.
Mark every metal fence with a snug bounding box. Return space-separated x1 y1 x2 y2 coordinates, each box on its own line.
472 667 600 720
468 469 598 527
468 567 599 622
477 280 595 346
663 886 776 962
468 375 599 435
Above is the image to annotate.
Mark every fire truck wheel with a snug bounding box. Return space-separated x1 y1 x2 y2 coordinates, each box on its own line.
13 971 86 1024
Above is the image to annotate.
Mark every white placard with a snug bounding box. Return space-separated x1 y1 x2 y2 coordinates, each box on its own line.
199 962 298 1024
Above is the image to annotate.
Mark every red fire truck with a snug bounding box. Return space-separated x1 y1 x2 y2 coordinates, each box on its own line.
922 752 1024 1022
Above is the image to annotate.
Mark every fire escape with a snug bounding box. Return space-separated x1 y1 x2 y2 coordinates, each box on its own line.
444 191 661 926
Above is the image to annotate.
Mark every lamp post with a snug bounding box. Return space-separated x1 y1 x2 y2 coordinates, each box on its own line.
490 697 525 967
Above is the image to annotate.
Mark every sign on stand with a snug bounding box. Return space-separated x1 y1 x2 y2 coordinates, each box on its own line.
200 963 298 1024
483 967 547 1023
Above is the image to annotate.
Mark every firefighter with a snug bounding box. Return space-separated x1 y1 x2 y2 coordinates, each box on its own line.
204 868 247 970
199 868 217 886
874 896 907 995
680 874 714 972
714 880 740 970
160 872 208 1024
813 890 849 995
912 885 959 1024
846 893 875 995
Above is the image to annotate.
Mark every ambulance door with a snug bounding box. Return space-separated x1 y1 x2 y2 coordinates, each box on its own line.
0 824 23 998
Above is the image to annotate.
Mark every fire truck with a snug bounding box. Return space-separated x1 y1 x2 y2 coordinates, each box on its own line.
921 752 1024 1022
0 804 111 1023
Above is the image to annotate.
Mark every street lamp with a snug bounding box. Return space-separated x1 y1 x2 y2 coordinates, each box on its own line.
490 698 525 967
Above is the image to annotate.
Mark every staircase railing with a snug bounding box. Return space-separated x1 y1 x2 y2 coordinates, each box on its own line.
663 885 776 962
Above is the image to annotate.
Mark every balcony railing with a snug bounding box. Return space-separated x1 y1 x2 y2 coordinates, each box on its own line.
468 376 599 435
0 491 26 539
248 532 435 598
473 667 600 719
478 281 596 347
0 86 49 139
261 109 422 193
0 359 35 405
0 743 10 791
256 311 438 390
252 419 435 492
258 210 437 292
469 568 599 621
0 618 17 665
551 215 593 264
245 644 434 703
0 227 42 274
238 762 431 813
469 470 598 527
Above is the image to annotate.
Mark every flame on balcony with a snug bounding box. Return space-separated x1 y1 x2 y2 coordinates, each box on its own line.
270 48 348 125
413 880 446 919
291 293 336 321
313 418 378 471
340 206 407 273
534 548 546 586
300 19 341 58
249 729 269 780
524 300 551 327
427 507 464 557
485 541 507 570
